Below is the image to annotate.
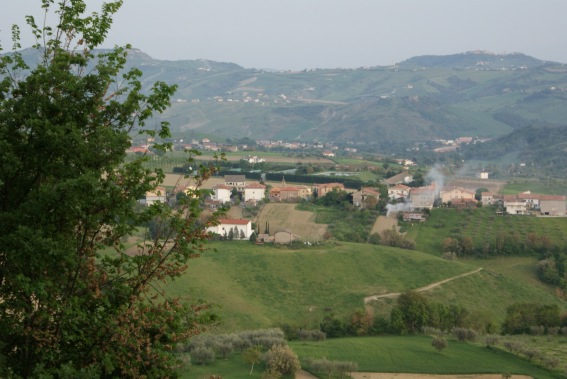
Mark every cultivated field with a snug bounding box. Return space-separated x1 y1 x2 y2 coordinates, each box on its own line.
370 214 399 235
256 203 327 241
447 178 506 194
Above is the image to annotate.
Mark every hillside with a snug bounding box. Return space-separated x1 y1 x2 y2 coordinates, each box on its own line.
166 241 566 333
9 48 567 145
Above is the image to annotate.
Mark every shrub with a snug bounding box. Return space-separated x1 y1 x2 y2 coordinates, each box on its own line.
264 344 301 377
431 336 448 352
190 346 216 365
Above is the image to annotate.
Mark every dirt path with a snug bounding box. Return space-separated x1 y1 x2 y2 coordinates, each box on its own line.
364 268 483 304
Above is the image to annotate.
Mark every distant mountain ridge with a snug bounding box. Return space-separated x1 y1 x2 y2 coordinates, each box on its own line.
6 48 567 164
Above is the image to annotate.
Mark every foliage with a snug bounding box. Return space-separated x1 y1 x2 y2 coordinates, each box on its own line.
243 346 263 375
304 357 358 379
191 346 216 365
431 336 448 353
264 344 300 378
390 292 470 334
0 2 218 377
502 303 563 335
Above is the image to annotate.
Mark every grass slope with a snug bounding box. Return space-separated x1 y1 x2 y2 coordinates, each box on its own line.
166 242 476 331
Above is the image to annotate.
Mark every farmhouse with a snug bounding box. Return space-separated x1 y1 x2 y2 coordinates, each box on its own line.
440 186 475 204
206 219 253 239
224 175 247 192
314 182 345 197
388 184 411 200
409 186 436 209
270 185 311 202
502 194 530 215
352 187 381 207
480 191 496 206
212 184 232 203
502 192 566 216
244 183 266 203
539 195 567 216
383 172 413 186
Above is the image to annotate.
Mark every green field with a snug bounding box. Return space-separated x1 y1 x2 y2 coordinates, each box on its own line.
179 336 565 379
166 241 477 332
291 336 564 378
166 239 567 334
405 207 567 255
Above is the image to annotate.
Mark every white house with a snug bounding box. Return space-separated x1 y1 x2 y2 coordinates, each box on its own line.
213 184 232 203
207 219 253 239
244 183 266 202
224 175 247 192
388 184 411 200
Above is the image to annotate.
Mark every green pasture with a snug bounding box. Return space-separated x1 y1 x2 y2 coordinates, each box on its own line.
290 336 563 379
165 241 476 332
180 335 564 378
503 178 567 196
179 353 266 379
405 207 567 255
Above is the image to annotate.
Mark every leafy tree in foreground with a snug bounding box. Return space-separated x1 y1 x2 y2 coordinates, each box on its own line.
0 1 218 377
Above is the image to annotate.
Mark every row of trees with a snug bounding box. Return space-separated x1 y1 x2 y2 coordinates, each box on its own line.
441 231 564 258
318 292 474 338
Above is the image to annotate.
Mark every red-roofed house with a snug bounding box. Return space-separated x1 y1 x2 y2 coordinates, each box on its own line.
440 186 475 204
206 219 253 239
314 183 345 197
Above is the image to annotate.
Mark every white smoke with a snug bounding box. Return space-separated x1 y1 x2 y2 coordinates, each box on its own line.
386 201 413 217
425 164 446 197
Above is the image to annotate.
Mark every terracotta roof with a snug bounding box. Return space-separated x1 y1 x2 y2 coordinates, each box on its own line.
315 182 345 188
540 195 566 201
245 183 266 189
214 184 233 190
218 219 251 225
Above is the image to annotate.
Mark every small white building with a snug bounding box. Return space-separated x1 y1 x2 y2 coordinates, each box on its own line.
477 171 489 180
207 219 253 239
213 184 232 203
244 183 266 202
388 184 411 200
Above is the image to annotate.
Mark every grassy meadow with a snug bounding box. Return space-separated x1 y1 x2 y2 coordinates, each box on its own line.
290 336 564 378
165 241 477 332
179 336 566 379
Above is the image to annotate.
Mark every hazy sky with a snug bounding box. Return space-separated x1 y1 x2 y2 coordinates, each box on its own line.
1 0 566 70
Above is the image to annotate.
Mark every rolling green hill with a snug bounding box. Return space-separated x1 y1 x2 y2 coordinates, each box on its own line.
165 240 567 333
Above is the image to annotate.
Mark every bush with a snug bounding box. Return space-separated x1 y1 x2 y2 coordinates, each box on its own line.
431 336 448 352
190 346 216 365
264 344 301 377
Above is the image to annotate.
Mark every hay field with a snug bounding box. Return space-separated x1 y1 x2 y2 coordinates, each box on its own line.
256 203 327 241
